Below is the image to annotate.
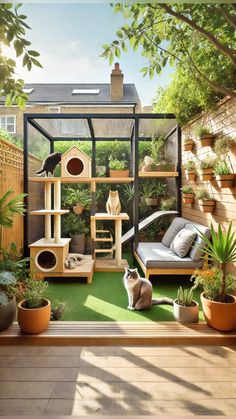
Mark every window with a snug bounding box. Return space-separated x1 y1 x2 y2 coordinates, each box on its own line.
72 89 100 95
22 88 34 94
48 107 61 113
0 116 16 134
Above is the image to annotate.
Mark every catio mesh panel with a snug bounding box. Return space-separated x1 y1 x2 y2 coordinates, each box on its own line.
139 118 176 139
35 118 90 138
27 124 50 245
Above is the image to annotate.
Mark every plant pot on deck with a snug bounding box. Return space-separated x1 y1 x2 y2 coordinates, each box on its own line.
215 174 235 189
109 169 129 178
0 296 16 332
199 169 213 182
199 199 215 213
173 299 199 323
199 134 214 147
18 299 51 334
70 233 86 254
182 193 194 205
201 292 236 332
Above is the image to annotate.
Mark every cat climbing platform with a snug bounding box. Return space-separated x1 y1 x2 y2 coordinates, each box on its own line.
91 213 129 272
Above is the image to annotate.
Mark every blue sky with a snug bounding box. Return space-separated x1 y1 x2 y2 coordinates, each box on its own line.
14 3 173 106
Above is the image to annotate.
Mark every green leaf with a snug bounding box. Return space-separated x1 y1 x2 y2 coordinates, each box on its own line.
28 50 40 57
31 57 43 68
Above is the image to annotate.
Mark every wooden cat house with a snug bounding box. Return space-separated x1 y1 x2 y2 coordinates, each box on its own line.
61 146 91 178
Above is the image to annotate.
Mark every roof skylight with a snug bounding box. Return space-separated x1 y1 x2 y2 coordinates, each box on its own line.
72 89 100 95
23 88 34 94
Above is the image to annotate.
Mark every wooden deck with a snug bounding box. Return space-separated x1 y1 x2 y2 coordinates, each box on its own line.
1 321 236 346
0 343 236 415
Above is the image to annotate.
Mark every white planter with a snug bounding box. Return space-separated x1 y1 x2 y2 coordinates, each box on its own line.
173 299 199 323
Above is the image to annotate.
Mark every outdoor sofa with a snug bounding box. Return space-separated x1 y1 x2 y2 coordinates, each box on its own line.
134 217 211 279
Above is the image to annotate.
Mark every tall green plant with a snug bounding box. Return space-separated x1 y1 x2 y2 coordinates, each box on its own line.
0 189 27 248
197 222 236 301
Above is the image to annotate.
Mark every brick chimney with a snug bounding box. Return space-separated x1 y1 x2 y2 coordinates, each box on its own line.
110 63 124 101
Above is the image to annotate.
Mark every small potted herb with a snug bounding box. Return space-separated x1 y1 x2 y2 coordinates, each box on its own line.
183 160 196 181
173 286 199 323
63 187 91 215
214 160 235 188
181 186 194 205
198 155 216 181
183 137 194 152
18 274 51 334
195 126 214 147
195 187 215 213
109 159 129 177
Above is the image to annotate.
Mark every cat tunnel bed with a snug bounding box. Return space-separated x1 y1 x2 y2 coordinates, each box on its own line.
23 113 180 276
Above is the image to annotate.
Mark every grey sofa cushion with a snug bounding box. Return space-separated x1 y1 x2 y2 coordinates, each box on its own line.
162 217 188 247
136 242 204 269
170 228 197 258
185 223 211 262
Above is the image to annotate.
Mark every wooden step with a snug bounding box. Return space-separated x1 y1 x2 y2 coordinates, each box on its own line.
96 230 110 233
94 249 113 253
94 238 113 242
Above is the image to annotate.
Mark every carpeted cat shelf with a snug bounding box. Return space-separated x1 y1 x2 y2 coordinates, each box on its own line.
61 145 91 178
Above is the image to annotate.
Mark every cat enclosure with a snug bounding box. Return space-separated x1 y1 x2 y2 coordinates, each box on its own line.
23 113 181 264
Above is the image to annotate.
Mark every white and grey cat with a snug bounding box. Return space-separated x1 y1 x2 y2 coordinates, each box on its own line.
124 267 173 310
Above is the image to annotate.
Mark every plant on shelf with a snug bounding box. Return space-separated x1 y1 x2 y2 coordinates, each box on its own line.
17 273 51 334
214 136 236 157
141 182 159 207
214 160 235 188
63 187 91 214
181 186 194 205
109 158 129 178
150 136 166 163
195 187 215 213
182 160 196 181
198 155 216 181
0 189 27 248
191 222 236 331
156 181 167 197
61 213 89 254
173 285 199 323
160 197 176 211
195 126 214 147
183 137 195 152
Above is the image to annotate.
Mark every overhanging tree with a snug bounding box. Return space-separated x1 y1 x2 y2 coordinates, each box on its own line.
101 3 236 99
0 3 42 108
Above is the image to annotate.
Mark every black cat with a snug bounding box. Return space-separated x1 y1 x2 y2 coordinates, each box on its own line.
36 152 62 177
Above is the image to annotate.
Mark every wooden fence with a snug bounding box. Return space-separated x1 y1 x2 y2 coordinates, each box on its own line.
0 137 41 252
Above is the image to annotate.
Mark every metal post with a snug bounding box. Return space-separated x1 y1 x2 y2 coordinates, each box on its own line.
23 115 29 257
176 125 182 216
133 116 139 252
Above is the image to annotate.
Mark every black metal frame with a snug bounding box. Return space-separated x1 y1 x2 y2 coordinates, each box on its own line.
23 112 181 256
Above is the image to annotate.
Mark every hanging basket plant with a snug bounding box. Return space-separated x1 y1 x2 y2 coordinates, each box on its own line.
214 160 235 189
182 160 196 181
183 138 194 152
195 126 214 147
198 155 216 181
195 187 215 213
181 186 195 205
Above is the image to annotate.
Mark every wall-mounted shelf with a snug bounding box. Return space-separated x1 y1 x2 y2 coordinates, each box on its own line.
139 172 179 178
30 209 69 216
29 177 134 184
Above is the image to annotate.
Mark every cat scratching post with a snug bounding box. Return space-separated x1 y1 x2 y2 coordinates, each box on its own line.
91 213 129 272
44 182 51 240
54 179 61 243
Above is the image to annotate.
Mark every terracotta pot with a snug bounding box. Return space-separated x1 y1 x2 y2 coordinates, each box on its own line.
201 292 236 331
199 199 215 213
173 300 199 323
18 299 51 334
70 233 85 254
73 204 84 215
215 174 235 188
145 197 159 206
199 135 214 147
110 169 129 178
199 169 213 181
182 193 194 205
0 296 16 332
156 164 176 172
185 170 196 181
183 140 194 152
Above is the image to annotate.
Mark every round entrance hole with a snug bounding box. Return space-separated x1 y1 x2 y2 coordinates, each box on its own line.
66 158 84 176
36 250 57 271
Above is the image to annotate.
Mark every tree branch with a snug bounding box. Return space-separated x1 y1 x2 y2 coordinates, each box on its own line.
161 3 236 68
219 6 236 29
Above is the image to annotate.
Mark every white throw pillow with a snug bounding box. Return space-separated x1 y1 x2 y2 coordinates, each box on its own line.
170 228 197 258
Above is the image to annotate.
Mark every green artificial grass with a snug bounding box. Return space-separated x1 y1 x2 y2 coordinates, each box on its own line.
46 255 204 321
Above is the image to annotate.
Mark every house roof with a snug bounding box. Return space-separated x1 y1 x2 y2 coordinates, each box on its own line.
62 145 91 160
0 83 140 105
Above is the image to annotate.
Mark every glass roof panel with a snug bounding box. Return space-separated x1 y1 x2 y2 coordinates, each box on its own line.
34 118 91 138
91 118 134 139
139 118 176 138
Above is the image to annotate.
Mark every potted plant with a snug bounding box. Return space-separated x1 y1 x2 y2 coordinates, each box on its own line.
195 126 214 147
181 186 195 205
18 274 51 334
156 181 167 198
63 187 91 215
183 137 194 152
173 286 199 323
192 222 236 331
160 197 176 210
109 159 129 177
214 160 235 188
198 155 215 181
141 182 159 207
195 187 215 213
61 213 89 254
0 271 17 332
183 160 196 181
214 136 236 157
